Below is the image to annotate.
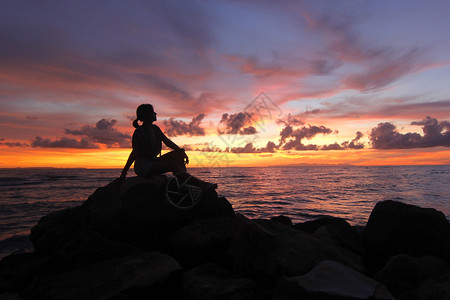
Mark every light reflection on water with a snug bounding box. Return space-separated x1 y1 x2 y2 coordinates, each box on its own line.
190 165 450 226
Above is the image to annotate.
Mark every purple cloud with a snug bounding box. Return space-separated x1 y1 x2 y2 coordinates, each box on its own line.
162 114 206 137
65 119 131 148
32 136 99 149
370 116 450 149
218 112 256 135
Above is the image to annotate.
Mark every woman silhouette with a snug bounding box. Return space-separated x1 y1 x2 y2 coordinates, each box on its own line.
119 104 216 188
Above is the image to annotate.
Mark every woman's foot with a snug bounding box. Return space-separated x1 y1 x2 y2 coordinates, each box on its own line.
176 173 218 190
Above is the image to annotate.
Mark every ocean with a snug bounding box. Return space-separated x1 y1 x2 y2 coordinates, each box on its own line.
1 165 449 259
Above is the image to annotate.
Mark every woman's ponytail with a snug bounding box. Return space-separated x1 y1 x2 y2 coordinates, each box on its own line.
132 119 140 128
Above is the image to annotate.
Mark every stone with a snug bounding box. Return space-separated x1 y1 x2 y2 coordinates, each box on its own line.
270 215 293 226
0 293 22 300
29 177 234 256
363 200 450 274
273 260 394 300
30 206 88 254
82 177 234 250
168 216 236 268
25 252 181 299
374 254 450 299
228 215 365 282
36 231 142 277
0 253 48 295
295 216 365 255
180 263 270 300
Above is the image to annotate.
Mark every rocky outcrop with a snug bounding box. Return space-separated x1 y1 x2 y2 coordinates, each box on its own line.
1 178 449 299
274 260 394 300
363 200 450 274
228 215 365 281
374 254 450 299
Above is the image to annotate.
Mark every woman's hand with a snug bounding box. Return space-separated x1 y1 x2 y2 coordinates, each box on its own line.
114 170 127 184
180 148 189 165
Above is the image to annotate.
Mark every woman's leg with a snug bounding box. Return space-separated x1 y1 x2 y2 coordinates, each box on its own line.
146 150 186 176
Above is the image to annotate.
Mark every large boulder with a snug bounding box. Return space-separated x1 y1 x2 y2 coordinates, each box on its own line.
24 251 181 300
82 176 234 249
30 206 88 255
228 215 365 282
374 254 450 299
30 176 234 255
363 200 450 274
168 216 236 268
180 263 270 300
294 216 365 256
273 260 394 300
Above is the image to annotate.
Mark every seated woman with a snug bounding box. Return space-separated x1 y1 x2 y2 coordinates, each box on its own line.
119 104 216 189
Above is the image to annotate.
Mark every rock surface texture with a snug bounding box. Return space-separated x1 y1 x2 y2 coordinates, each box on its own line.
1 178 449 299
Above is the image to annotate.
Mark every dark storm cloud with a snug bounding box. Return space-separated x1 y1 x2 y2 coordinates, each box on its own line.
162 114 206 137
370 116 450 149
218 112 256 135
32 136 99 149
65 119 131 148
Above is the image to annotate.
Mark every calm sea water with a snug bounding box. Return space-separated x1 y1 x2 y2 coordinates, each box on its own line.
1 165 449 259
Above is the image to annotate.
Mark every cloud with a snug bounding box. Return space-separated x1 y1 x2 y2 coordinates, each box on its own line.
277 121 364 151
65 119 131 148
218 112 257 135
301 9 427 92
230 141 277 153
281 125 333 150
161 114 206 137
321 131 365 150
0 138 29 147
30 119 131 149
343 49 423 91
32 136 99 149
277 114 305 126
370 116 450 149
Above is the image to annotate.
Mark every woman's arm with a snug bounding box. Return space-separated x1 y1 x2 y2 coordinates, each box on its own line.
156 126 189 164
119 149 136 180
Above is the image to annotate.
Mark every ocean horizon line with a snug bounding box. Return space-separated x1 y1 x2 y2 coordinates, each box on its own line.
1 163 450 170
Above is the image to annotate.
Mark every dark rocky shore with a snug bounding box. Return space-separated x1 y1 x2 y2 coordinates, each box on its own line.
1 176 450 299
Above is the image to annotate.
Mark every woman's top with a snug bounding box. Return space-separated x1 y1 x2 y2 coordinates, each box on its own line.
132 124 164 176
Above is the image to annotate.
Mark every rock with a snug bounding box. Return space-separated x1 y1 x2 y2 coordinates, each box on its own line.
81 177 234 250
270 215 293 226
374 254 450 299
0 253 48 294
29 177 234 256
180 262 270 300
25 251 181 299
30 206 88 254
363 200 450 273
273 260 394 300
228 215 365 282
36 231 142 277
0 293 22 300
168 216 236 268
294 217 365 255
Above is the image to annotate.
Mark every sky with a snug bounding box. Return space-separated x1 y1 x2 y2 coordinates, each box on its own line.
1 0 450 168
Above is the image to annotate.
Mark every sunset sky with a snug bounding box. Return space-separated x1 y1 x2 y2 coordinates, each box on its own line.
1 0 450 168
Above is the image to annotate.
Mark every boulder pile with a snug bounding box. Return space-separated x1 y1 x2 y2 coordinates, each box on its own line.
1 176 449 299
